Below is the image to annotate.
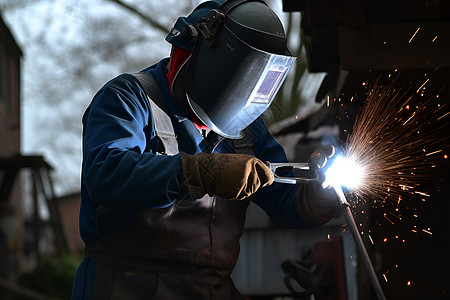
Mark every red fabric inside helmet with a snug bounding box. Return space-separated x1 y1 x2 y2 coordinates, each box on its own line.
166 46 209 130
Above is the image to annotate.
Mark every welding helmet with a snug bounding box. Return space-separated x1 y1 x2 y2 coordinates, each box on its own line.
168 0 295 138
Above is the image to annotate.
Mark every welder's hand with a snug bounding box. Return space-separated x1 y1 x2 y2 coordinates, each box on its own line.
297 144 340 223
296 183 341 224
180 152 274 200
309 145 335 169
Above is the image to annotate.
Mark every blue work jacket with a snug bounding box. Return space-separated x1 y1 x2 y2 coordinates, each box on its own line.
72 58 311 299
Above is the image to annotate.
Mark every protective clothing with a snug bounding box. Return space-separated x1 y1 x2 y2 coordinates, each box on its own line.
296 183 341 224
81 71 259 298
72 57 313 299
180 152 274 200
85 193 251 299
72 1 334 299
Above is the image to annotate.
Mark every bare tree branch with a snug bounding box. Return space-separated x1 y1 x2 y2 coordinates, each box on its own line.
106 0 170 35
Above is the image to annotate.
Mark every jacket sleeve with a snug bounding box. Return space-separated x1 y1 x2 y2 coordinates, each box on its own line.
247 118 318 229
82 74 183 210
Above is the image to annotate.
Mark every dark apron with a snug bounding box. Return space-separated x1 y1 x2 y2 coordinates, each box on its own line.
85 195 250 299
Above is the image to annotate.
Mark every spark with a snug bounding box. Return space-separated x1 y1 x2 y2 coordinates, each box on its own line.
422 228 432 235
399 184 413 190
416 78 429 93
383 274 388 282
432 36 437 42
414 191 430 197
437 111 450 121
388 212 401 220
409 27 421 43
402 112 416 125
383 213 395 224
425 150 442 156
434 61 445 71
369 234 374 244
341 74 449 205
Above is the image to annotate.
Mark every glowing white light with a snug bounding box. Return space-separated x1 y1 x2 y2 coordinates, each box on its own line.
324 156 364 189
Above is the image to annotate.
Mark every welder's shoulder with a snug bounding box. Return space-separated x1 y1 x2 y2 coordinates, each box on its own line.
90 73 149 110
97 73 144 96
83 74 148 122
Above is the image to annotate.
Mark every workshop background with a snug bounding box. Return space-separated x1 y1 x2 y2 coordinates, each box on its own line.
1 0 449 299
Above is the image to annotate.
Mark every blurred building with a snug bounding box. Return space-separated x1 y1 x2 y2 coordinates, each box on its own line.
0 12 23 282
1 14 79 299
0 14 21 155
57 192 83 255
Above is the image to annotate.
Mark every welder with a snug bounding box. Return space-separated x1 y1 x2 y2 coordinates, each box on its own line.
71 0 340 299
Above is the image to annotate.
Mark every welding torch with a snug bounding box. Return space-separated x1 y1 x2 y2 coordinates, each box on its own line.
267 154 387 300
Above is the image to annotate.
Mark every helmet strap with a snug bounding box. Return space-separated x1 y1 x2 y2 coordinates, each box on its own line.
197 9 226 47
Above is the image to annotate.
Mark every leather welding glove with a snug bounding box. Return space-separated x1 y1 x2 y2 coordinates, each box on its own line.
309 144 335 169
180 152 274 200
297 145 341 224
297 183 341 224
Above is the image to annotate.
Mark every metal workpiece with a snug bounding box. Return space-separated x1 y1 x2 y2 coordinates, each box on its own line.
333 185 387 300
